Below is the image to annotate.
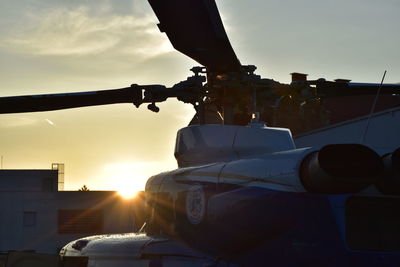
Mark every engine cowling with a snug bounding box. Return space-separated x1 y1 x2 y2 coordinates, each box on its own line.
300 144 383 194
376 148 400 195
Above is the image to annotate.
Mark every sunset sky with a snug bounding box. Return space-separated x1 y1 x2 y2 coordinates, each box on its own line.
0 0 399 194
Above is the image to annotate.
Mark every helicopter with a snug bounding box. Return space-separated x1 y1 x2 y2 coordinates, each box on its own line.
1 0 400 266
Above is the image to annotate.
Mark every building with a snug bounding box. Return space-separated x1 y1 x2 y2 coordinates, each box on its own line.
0 164 144 254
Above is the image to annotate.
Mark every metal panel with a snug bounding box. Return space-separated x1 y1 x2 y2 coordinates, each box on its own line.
148 0 241 73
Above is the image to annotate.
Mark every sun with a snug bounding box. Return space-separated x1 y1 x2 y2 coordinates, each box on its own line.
118 188 139 199
99 160 176 199
102 162 151 199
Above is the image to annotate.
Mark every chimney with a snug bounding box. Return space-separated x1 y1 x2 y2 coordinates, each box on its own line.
290 72 308 82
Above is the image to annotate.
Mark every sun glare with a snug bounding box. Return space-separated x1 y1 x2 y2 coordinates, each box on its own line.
102 162 153 199
118 188 139 199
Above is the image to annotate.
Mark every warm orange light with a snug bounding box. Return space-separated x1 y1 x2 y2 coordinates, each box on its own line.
100 161 175 199
102 162 150 199
118 188 139 199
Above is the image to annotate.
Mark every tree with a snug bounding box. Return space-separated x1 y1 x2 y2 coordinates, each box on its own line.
78 185 89 191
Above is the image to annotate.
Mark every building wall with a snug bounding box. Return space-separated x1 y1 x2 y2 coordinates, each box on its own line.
0 170 58 192
295 106 400 154
0 191 138 253
0 170 142 254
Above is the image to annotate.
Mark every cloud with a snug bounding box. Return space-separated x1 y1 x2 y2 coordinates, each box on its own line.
2 5 173 58
0 116 38 128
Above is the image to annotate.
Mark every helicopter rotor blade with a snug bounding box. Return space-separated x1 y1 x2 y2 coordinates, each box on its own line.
345 82 400 96
148 0 241 73
0 87 137 114
309 80 400 97
0 72 207 114
0 82 179 114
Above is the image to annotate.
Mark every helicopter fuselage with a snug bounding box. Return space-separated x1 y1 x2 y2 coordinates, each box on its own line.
61 123 400 266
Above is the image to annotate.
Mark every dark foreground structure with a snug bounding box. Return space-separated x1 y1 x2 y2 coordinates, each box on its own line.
0 167 144 255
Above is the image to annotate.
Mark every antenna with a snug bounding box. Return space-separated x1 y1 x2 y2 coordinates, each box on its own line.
360 70 387 144
1 156 3 169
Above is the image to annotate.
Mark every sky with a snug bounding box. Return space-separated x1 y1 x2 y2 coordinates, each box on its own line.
0 0 399 194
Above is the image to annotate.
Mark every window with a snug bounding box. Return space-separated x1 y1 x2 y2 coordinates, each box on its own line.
23 212 36 227
58 209 103 234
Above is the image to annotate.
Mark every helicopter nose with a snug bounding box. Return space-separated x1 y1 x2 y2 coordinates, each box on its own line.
376 148 400 195
300 144 383 194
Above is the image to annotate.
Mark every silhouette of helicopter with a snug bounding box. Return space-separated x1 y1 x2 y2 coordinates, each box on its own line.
1 0 400 266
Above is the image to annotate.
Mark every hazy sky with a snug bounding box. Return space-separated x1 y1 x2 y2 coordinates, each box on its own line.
0 0 399 193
